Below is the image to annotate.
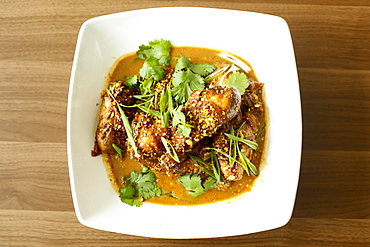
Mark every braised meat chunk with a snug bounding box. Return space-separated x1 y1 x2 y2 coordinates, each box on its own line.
212 125 244 181
95 81 135 154
129 112 170 163
243 80 264 116
212 111 260 181
184 86 241 142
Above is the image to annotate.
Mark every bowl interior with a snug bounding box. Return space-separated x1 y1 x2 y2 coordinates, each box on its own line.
67 7 301 238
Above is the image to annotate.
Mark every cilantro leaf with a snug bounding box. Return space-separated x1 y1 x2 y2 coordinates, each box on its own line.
119 186 143 207
140 56 166 81
141 165 150 173
225 72 249 95
176 124 192 137
172 106 192 137
139 78 154 95
179 174 217 197
135 169 163 199
124 170 139 185
172 69 204 104
203 176 218 191
178 174 204 197
119 166 162 207
137 170 157 184
175 56 216 76
137 39 172 66
119 185 136 198
171 106 185 127
121 198 143 207
124 75 139 88
171 56 216 104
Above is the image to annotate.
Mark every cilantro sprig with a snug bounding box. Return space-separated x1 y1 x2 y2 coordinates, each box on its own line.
171 106 193 137
135 39 172 82
140 56 166 81
171 56 216 104
178 174 217 197
119 166 162 207
180 151 224 198
225 71 249 95
136 39 172 66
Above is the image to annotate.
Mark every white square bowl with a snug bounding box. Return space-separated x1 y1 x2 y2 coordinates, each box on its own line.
67 7 302 239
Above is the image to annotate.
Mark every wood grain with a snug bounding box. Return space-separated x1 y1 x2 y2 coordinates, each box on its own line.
0 210 369 246
0 143 72 211
300 68 370 151
294 149 370 219
1 0 370 246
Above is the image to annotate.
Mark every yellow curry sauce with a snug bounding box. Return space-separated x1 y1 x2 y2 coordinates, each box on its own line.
102 47 266 206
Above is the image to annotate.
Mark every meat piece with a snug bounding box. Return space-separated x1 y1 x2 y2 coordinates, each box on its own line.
212 125 244 181
95 96 125 154
238 112 259 161
142 85 243 177
168 128 194 157
129 111 170 163
212 112 260 181
147 85 242 174
158 154 203 176
128 116 204 175
157 130 210 175
95 81 134 154
184 86 241 142
243 80 264 116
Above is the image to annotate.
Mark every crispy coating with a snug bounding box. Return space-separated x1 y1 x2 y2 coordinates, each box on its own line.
129 111 170 162
184 86 241 142
95 81 134 154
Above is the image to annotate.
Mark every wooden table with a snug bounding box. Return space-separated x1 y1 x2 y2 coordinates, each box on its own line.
1 0 369 246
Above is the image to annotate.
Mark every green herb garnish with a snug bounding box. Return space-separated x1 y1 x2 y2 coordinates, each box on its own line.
178 174 217 197
161 137 180 163
136 105 161 118
124 75 139 88
112 143 123 158
224 133 258 150
189 154 216 179
222 127 259 176
225 71 249 95
119 166 162 207
136 39 172 66
257 122 266 142
171 106 193 137
204 66 229 82
171 56 216 104
228 127 237 167
175 55 216 76
159 88 171 128
189 152 224 183
139 56 166 81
